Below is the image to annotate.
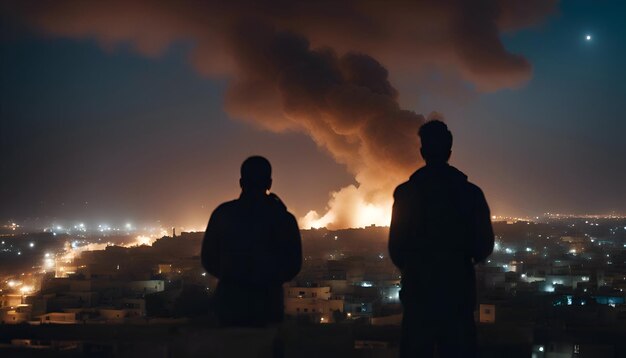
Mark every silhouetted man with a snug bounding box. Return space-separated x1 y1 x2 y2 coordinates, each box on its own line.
389 120 494 358
201 156 302 327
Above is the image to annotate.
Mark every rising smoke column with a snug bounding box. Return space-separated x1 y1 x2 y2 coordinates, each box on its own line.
224 22 426 228
12 0 557 228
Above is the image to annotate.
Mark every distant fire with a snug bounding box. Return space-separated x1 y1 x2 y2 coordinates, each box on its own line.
14 1 557 231
53 234 163 277
301 186 393 229
135 235 154 246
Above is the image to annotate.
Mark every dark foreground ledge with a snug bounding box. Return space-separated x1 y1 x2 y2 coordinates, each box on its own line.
1 319 625 357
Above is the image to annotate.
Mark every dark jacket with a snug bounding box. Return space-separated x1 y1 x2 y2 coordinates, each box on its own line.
389 164 494 313
201 192 302 326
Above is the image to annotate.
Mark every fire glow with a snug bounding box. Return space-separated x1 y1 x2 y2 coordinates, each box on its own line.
53 235 162 278
301 186 393 229
20 1 556 230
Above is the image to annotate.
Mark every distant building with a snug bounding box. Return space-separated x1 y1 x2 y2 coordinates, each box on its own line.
479 304 496 323
0 304 32 324
284 286 344 323
99 308 126 322
40 312 77 324
0 294 24 308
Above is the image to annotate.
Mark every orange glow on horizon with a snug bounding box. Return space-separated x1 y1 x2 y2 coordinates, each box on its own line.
301 199 392 229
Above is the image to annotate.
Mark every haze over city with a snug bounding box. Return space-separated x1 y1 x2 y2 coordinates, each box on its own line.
2 0 625 231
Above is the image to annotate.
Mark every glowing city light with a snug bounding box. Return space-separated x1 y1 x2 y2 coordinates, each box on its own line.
301 196 392 229
135 235 153 246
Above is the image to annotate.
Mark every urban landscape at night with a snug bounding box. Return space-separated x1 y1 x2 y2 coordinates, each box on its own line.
2 0 626 357
2 214 626 356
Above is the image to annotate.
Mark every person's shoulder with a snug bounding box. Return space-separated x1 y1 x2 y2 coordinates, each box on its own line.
267 193 287 211
465 181 483 194
212 199 239 216
267 194 298 223
393 181 412 199
394 167 429 198
464 181 487 202
283 211 298 226
394 167 425 196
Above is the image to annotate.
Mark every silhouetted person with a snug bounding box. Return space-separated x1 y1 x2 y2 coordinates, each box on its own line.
201 156 302 327
389 120 494 358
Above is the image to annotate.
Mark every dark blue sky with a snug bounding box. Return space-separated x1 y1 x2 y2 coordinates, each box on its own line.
436 0 626 216
1 1 625 228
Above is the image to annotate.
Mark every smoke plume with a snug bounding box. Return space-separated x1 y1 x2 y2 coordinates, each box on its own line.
12 0 556 228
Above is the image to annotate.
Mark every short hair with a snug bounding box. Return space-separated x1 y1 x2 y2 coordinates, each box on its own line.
418 120 453 163
241 156 272 186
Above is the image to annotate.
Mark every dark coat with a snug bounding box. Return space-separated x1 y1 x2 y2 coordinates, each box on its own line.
201 192 302 326
389 164 494 314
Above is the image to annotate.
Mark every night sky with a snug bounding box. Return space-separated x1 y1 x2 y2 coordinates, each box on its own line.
1 1 625 229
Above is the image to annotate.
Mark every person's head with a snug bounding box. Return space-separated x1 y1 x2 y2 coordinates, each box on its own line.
240 156 272 194
418 120 453 165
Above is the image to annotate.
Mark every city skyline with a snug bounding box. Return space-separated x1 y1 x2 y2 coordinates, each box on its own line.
2 2 626 356
2 215 626 356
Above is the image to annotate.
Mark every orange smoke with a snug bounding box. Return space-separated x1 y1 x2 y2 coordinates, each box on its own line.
11 0 556 228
